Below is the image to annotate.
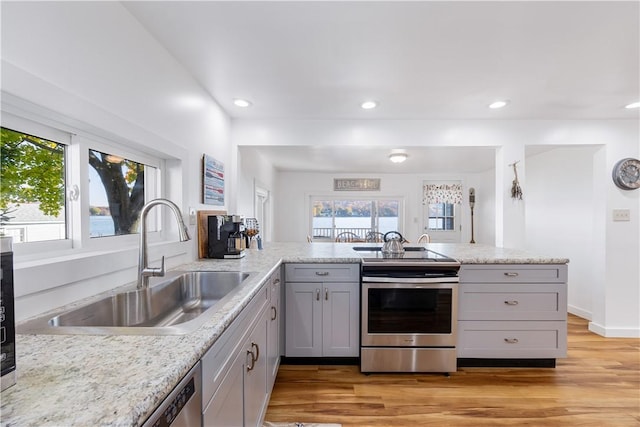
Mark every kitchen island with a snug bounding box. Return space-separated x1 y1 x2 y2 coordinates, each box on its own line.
1 243 568 426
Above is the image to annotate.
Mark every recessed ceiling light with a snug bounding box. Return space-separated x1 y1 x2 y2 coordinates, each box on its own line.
361 101 378 110
489 100 509 109
233 98 252 108
625 101 640 109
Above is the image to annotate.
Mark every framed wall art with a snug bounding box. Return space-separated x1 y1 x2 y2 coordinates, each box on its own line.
203 154 225 205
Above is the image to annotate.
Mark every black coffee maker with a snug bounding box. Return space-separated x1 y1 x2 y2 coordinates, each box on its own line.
207 215 246 259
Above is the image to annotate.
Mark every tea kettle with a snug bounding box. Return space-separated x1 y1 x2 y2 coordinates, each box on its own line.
382 231 405 257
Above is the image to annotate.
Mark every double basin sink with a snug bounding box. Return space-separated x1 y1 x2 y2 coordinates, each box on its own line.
18 271 253 335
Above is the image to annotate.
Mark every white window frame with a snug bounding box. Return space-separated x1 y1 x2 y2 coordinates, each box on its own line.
422 180 462 243
309 195 404 240
2 106 165 259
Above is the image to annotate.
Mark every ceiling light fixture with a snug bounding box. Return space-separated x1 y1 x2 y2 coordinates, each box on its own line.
233 98 252 108
625 101 640 109
489 100 509 109
361 101 378 110
389 150 408 163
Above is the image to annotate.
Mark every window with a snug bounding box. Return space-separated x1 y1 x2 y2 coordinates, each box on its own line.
311 198 400 241
1 111 163 256
428 203 455 231
0 127 67 243
89 149 157 238
422 181 462 242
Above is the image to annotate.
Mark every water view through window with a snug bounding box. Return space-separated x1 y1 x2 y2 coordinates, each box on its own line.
311 199 399 240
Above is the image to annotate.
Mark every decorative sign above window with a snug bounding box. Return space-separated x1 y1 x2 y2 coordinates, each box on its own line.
334 178 380 191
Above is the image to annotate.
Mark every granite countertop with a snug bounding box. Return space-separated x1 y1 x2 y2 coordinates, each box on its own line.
0 242 567 426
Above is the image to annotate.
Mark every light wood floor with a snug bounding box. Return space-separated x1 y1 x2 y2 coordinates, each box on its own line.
265 315 640 426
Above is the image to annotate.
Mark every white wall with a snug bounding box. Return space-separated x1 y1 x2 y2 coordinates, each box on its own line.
272 171 494 244
236 146 278 241
526 146 601 320
1 2 230 320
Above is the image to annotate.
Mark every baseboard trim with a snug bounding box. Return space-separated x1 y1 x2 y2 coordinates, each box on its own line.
568 305 591 320
588 322 640 338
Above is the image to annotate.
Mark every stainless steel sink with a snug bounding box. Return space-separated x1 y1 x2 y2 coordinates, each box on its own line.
18 271 253 335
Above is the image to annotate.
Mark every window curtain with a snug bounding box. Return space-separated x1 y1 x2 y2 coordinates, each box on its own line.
422 183 463 205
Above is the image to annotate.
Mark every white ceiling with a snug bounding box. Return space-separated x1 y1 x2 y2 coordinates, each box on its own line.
123 1 639 172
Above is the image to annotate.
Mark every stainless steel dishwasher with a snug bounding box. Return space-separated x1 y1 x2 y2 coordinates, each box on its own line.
142 361 202 427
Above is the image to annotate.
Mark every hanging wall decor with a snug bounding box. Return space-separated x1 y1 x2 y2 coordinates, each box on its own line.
202 154 225 205
509 161 523 200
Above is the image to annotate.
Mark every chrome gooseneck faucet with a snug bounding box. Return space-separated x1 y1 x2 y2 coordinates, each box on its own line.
137 198 190 289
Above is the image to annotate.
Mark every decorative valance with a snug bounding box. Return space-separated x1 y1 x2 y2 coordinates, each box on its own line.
422 183 463 205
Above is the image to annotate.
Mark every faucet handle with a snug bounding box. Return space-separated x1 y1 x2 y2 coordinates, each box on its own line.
143 256 166 278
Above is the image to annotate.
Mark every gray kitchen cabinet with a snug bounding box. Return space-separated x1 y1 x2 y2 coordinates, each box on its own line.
284 263 360 358
202 269 280 427
457 264 568 360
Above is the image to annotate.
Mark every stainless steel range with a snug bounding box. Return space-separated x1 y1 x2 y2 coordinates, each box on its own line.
355 246 460 373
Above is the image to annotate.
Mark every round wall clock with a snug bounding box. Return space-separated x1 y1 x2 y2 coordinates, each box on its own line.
612 157 640 190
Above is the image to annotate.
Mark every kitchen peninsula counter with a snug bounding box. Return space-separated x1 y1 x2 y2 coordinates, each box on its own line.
1 242 567 426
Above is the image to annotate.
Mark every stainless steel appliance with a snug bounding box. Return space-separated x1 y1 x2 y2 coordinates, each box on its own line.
207 215 246 259
1 237 16 391
356 246 460 373
142 361 201 427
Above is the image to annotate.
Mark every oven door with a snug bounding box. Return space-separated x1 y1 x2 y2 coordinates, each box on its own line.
361 280 458 347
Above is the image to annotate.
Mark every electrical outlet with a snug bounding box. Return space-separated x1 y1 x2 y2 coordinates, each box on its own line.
188 207 196 225
612 209 631 222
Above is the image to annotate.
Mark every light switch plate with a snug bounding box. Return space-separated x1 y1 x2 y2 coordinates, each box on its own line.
612 209 631 222
188 207 196 225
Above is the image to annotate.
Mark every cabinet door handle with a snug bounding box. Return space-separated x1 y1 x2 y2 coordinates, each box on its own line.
325 288 329 301
504 300 519 305
246 350 256 371
274 278 280 284
271 305 277 321
316 288 320 301
504 272 519 277
251 342 260 362
315 271 329 276
504 338 519 344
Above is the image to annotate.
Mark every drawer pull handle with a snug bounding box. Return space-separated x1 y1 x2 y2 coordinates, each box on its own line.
271 306 277 321
251 342 260 362
504 272 519 277
315 271 330 276
246 350 256 371
504 300 519 305
504 338 519 344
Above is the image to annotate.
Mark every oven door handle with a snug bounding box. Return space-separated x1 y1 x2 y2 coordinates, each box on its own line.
362 276 459 284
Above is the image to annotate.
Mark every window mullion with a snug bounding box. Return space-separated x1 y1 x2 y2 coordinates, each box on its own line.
68 135 90 249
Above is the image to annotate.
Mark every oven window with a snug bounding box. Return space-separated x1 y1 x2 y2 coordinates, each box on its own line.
367 288 452 334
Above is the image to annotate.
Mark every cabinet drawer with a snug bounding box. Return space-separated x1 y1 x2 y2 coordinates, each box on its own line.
457 320 567 358
460 265 567 283
285 263 359 282
459 283 566 321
